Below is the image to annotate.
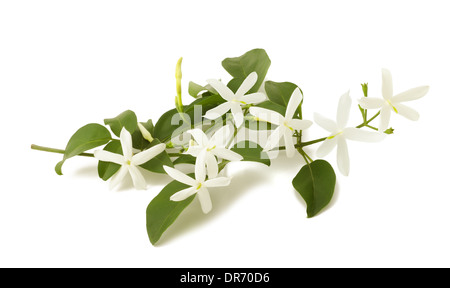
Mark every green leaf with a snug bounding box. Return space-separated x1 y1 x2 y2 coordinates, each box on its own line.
153 94 225 143
139 139 173 173
292 160 336 218
188 81 205 98
97 140 121 181
55 123 112 175
173 154 196 165
254 99 287 116
222 48 271 93
104 110 138 137
265 81 302 108
231 141 270 166
146 178 196 245
132 119 154 150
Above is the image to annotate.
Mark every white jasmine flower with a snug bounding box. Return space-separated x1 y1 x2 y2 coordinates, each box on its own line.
314 91 385 176
358 68 429 132
185 125 243 178
204 71 266 127
163 165 231 214
249 88 313 157
94 127 166 190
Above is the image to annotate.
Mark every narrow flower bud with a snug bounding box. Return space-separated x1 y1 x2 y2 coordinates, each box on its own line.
137 122 154 142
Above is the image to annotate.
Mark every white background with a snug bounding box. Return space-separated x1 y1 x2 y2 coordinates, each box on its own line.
1 0 449 268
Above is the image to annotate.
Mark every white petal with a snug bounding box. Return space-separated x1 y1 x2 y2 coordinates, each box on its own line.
212 147 243 161
393 86 429 103
315 137 337 158
206 79 235 101
343 127 386 142
283 130 296 158
204 176 231 188
119 128 133 160
163 165 196 186
109 165 128 190
184 145 204 157
210 125 232 148
263 126 284 151
289 119 313 131
132 143 166 165
336 137 350 176
186 128 209 147
240 92 266 104
395 103 420 121
378 105 392 133
313 113 338 133
285 88 303 121
94 150 125 165
197 187 212 214
381 68 393 100
336 90 351 129
128 165 147 190
195 149 207 183
249 107 284 126
203 102 231 120
358 97 384 109
230 102 244 127
235 71 258 98
205 152 218 179
170 187 197 201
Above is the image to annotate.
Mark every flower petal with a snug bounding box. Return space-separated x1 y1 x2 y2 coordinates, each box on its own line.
197 187 212 214
163 165 196 186
195 149 207 183
336 137 350 176
313 113 337 133
212 147 243 161
230 102 244 127
94 150 125 165
132 143 166 165
210 125 232 148
170 187 197 202
381 68 393 100
289 119 313 131
378 105 392 133
241 92 266 104
203 102 231 120
235 71 258 98
205 152 218 179
358 97 384 109
249 107 284 125
109 165 128 190
395 103 420 121
336 90 351 129
128 165 147 190
316 137 337 158
392 86 429 103
206 79 235 101
119 128 133 160
283 130 296 158
263 126 284 151
184 145 203 157
285 88 303 121
186 128 209 147
343 127 386 142
205 177 231 188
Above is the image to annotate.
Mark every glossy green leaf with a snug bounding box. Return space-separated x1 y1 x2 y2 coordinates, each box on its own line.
97 140 121 181
55 123 112 175
265 81 302 108
146 178 195 245
254 99 287 116
132 119 154 150
138 139 173 173
231 141 270 166
104 110 138 137
292 160 336 218
222 48 271 93
172 154 196 165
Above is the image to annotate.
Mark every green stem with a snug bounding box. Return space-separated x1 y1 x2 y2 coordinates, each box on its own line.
30 144 94 157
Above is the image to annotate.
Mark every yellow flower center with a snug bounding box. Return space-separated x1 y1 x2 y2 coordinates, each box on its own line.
386 100 399 113
327 131 343 140
207 145 216 152
196 182 202 190
283 121 293 131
